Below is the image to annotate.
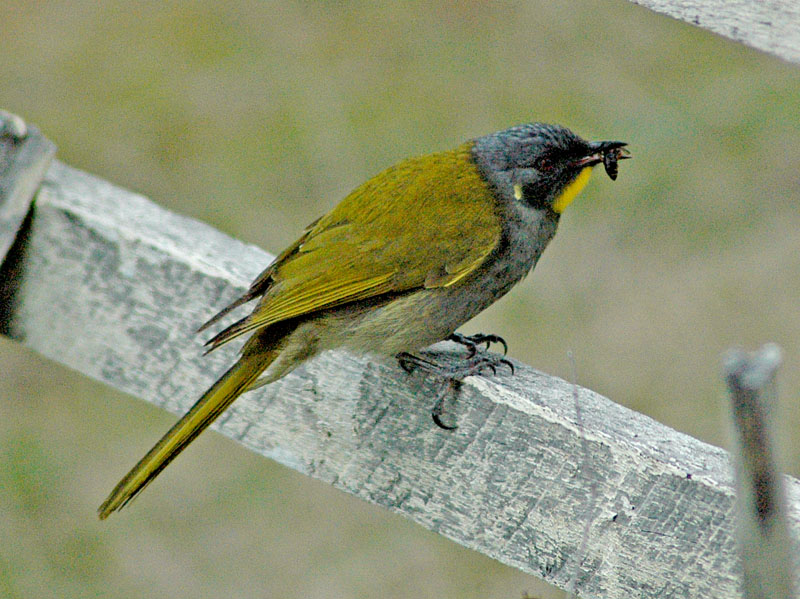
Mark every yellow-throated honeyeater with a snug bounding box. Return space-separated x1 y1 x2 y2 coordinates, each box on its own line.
99 122 629 518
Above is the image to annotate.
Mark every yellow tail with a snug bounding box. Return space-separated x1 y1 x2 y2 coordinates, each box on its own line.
98 351 272 519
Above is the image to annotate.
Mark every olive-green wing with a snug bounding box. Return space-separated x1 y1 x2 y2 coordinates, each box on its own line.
198 218 320 334
205 143 501 350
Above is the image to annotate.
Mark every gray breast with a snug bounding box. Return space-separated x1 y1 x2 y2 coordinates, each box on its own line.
480 201 559 300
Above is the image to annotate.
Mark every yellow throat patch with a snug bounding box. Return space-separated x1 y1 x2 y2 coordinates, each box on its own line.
552 167 592 213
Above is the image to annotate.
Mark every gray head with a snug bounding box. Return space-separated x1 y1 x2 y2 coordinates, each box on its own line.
472 123 628 213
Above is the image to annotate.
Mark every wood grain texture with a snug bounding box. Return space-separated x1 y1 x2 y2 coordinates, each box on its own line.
6 160 800 598
627 0 800 64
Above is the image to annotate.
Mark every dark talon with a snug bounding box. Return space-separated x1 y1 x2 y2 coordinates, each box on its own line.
396 352 415 373
432 408 458 430
397 351 441 374
500 358 515 375
431 382 459 430
480 362 497 376
475 333 508 356
447 333 478 358
449 332 508 356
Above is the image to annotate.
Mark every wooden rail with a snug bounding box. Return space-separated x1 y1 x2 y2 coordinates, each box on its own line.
626 0 800 64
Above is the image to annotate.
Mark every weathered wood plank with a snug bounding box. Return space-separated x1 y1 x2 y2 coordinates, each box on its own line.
628 0 800 64
5 160 800 598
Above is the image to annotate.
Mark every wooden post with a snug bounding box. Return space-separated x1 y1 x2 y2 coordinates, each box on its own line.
724 345 798 599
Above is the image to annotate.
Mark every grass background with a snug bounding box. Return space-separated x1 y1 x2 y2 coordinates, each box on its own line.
1 2 799 598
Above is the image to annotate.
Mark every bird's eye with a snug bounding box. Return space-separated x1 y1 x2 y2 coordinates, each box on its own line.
535 155 554 172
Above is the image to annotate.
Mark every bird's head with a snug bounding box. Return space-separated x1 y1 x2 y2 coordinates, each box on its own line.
472 123 629 214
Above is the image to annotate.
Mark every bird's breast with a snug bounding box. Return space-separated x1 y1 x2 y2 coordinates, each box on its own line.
479 203 559 298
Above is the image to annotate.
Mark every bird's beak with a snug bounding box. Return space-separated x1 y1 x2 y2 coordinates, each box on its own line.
576 141 630 168
576 141 630 180
591 140 629 153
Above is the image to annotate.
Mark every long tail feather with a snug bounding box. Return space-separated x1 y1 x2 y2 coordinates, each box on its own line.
196 291 255 334
98 351 273 519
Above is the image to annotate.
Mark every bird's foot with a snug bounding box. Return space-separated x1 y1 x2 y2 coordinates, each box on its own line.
397 337 514 430
396 349 513 379
447 332 508 357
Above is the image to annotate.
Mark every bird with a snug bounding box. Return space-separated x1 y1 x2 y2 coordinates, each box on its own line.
98 122 629 519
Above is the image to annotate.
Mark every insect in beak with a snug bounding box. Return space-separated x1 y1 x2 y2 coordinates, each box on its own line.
601 146 631 180
577 141 631 180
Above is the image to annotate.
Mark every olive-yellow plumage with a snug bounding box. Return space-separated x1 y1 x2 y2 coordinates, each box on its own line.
204 142 501 350
98 123 628 518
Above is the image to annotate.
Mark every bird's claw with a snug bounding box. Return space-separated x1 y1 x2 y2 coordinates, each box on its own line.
431 384 459 430
397 352 416 373
397 339 515 431
448 332 509 357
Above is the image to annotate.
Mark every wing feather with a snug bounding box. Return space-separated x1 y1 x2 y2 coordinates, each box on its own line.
205 142 501 350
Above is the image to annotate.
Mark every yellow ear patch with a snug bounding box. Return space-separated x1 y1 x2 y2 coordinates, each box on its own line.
552 167 592 213
513 183 523 200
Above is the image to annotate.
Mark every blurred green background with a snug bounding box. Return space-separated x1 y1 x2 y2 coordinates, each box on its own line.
2 2 799 598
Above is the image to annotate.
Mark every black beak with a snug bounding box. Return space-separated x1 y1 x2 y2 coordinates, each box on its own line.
590 140 628 153
577 140 631 180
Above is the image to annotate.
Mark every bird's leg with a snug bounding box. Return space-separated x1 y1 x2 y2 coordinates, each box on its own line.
397 348 514 379
397 337 515 430
397 352 442 373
